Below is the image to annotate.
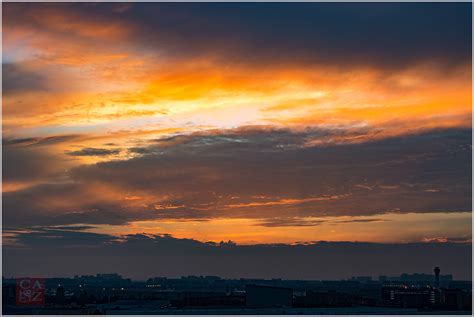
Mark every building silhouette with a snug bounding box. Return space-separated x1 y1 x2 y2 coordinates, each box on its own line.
434 267 440 288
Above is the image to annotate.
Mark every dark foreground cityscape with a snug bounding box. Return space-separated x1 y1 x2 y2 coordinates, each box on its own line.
2 267 471 315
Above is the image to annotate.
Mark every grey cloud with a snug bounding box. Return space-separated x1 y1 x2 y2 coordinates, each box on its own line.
66 147 121 156
99 3 472 68
128 147 154 155
3 143 70 184
73 128 471 218
43 225 97 231
256 217 326 227
2 182 148 227
2 63 48 95
3 230 472 280
9 228 118 248
256 217 390 227
3 128 471 228
51 208 148 226
3 135 80 147
3 3 471 69
333 219 388 224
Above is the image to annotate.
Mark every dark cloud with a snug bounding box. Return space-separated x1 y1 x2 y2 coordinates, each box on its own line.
9 228 118 248
3 135 80 147
44 225 97 231
3 230 471 280
3 135 79 186
2 143 70 184
2 127 471 228
2 63 48 95
124 3 471 68
256 217 389 227
72 128 471 219
2 182 145 227
334 219 388 224
4 3 471 69
50 207 146 227
132 2 471 68
128 146 153 155
66 147 121 156
256 217 326 227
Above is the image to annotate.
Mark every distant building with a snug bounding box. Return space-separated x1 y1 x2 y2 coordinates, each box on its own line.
441 288 472 311
96 273 123 280
350 276 373 283
171 291 245 308
381 285 441 308
434 267 440 288
381 273 453 285
448 280 472 290
73 273 132 288
2 282 16 306
245 284 292 308
294 290 352 307
146 277 167 289
55 285 65 304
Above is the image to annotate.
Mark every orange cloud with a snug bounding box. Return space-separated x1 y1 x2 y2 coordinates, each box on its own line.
3 2 471 246
226 195 347 209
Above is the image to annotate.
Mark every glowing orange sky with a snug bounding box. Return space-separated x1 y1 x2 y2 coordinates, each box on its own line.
2 3 472 245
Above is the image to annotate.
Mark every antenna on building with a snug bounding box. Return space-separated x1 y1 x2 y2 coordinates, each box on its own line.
434 266 440 288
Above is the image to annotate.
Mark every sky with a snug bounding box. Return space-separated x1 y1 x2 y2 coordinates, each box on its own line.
2 3 472 279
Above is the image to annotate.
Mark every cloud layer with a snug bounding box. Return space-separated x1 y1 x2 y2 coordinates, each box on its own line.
3 128 471 228
3 3 471 132
3 229 471 280
2 3 472 275
5 3 470 67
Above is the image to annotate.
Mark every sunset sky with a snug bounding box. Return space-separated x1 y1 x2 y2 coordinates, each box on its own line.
2 3 472 278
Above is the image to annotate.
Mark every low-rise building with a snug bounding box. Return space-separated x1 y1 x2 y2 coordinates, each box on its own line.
245 284 293 308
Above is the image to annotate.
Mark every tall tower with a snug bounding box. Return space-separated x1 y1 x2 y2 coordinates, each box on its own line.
434 266 440 288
